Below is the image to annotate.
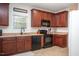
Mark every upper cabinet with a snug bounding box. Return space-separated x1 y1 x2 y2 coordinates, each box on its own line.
31 9 68 27
59 11 68 27
31 9 53 27
31 9 42 27
54 11 68 27
0 3 9 26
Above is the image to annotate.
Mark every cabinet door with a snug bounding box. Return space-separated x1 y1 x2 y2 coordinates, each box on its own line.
31 9 42 27
25 36 32 51
55 13 61 27
53 35 67 47
54 11 68 27
60 11 68 27
51 14 57 27
47 13 53 26
0 39 2 54
42 12 48 20
0 3 9 26
2 37 16 55
16 37 25 52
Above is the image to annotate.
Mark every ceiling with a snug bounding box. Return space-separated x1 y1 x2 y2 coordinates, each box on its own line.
25 3 72 12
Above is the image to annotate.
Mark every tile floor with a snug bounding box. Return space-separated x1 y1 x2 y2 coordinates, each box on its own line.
13 46 68 56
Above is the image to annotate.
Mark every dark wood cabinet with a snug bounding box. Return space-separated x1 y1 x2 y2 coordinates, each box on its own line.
47 13 53 27
16 36 32 52
0 37 16 55
55 13 61 27
51 14 57 27
0 39 2 54
25 36 32 51
31 9 53 27
53 35 67 47
0 3 9 26
54 11 68 27
31 9 42 27
59 11 68 27
42 12 48 20
16 36 25 52
31 9 68 27
0 36 32 55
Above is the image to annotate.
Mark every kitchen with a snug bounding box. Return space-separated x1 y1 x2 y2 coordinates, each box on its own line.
0 3 78 56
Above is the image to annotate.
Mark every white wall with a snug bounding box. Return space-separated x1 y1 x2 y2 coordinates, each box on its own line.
0 3 68 33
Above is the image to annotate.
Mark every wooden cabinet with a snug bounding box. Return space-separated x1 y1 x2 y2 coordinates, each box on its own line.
16 36 32 52
0 36 32 55
0 37 16 55
31 9 68 27
31 9 42 27
52 14 57 27
16 36 25 52
0 3 9 26
31 9 53 27
54 11 68 27
42 12 48 20
25 36 32 51
55 13 61 27
59 11 68 27
47 13 53 27
53 35 67 47
0 39 2 54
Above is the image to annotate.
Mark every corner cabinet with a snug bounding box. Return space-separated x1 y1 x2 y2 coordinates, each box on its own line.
31 9 68 27
54 11 68 27
0 3 9 26
53 34 67 47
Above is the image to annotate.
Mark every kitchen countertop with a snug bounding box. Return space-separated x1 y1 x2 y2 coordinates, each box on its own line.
0 33 44 38
47 32 68 35
0 32 68 38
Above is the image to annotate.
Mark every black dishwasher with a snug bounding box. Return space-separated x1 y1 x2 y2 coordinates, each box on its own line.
31 36 41 51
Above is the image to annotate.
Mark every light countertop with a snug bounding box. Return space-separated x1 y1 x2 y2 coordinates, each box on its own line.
0 32 68 38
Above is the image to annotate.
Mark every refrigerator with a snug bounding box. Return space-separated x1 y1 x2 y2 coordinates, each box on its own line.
69 10 79 56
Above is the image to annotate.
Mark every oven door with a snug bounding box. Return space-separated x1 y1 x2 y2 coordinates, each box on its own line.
43 34 52 48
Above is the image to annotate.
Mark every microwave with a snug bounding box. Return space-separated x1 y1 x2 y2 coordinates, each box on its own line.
41 20 50 27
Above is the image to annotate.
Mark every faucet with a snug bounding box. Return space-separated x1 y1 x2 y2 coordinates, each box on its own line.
20 27 25 35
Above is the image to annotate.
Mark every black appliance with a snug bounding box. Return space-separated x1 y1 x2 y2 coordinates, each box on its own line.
0 29 2 36
44 34 52 48
41 20 50 27
39 30 52 48
32 36 41 51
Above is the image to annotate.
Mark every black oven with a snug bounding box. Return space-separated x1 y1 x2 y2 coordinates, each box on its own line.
44 34 52 48
39 30 52 48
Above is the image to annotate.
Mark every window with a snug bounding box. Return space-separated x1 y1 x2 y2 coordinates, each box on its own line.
13 7 27 29
13 15 27 29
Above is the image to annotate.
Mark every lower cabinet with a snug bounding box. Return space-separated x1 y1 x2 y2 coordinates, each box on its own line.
16 36 25 53
0 36 32 56
53 35 67 47
0 37 17 55
16 36 32 53
25 36 32 51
